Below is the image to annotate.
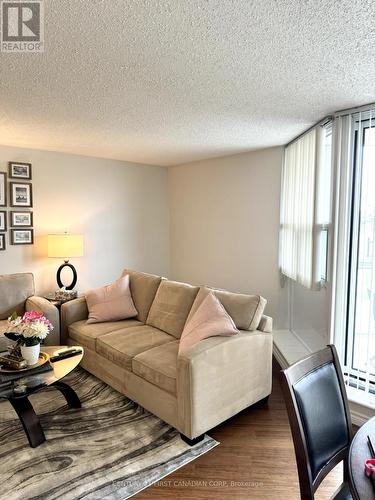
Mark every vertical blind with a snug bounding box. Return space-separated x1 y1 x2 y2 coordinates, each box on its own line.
279 127 324 289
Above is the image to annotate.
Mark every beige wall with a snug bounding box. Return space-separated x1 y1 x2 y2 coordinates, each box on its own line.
0 142 327 336
168 147 283 320
0 145 169 294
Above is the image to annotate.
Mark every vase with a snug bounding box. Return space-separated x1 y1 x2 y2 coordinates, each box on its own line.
21 344 40 366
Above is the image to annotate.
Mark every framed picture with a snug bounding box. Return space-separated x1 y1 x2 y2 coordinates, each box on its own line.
10 182 33 207
0 234 5 250
10 210 33 228
9 162 32 180
0 172 6 207
10 229 34 245
0 211 6 231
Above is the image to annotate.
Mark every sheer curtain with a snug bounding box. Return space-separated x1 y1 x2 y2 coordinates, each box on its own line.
279 126 325 289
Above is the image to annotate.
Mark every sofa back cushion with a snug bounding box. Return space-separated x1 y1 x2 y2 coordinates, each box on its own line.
187 286 267 331
121 269 162 323
0 273 35 320
146 280 199 338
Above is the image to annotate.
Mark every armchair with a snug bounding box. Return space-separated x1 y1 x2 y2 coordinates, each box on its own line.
0 273 60 348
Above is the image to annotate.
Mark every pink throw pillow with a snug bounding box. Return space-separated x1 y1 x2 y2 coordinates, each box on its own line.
179 292 239 354
86 275 138 324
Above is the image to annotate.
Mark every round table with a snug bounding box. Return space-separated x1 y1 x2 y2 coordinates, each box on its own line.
349 416 375 499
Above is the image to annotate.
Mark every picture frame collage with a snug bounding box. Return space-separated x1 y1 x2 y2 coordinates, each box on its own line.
0 162 33 250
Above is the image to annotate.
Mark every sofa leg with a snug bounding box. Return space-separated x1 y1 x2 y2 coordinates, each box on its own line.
252 395 270 408
180 433 205 446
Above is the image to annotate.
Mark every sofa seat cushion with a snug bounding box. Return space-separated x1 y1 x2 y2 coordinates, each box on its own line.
132 341 179 395
97 325 175 371
146 280 199 338
68 319 142 350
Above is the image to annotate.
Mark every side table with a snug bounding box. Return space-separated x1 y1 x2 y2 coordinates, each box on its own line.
44 293 79 337
44 292 79 309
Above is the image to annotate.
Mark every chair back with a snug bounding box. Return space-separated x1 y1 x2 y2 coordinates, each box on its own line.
280 345 353 499
0 273 35 319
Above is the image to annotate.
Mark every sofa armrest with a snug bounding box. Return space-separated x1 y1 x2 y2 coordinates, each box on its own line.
177 330 273 439
25 296 60 345
60 297 88 344
258 314 273 333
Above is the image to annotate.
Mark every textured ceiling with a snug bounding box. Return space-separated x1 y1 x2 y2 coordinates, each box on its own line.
1 0 375 166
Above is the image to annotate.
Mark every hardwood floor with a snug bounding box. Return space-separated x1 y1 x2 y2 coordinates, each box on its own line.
137 358 343 499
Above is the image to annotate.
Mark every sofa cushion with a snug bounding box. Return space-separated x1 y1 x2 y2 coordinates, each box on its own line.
86 275 137 324
0 320 9 351
132 340 179 395
179 292 238 354
121 269 162 323
0 273 34 320
146 280 199 338
0 319 7 334
187 286 267 331
68 319 142 351
97 325 174 371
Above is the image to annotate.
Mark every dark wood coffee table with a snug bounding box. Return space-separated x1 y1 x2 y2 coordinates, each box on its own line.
0 345 83 448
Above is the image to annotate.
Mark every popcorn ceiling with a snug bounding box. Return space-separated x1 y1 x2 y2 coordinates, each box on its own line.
0 0 374 166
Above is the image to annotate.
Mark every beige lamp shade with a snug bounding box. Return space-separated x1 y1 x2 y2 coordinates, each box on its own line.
48 234 84 259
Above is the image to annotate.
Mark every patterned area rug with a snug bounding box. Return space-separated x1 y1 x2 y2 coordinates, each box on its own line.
0 368 218 499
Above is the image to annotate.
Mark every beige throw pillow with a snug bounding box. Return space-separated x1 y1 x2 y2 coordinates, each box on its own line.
86 275 138 324
179 292 239 354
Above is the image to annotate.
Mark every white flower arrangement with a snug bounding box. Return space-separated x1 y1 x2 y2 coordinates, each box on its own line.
5 311 54 346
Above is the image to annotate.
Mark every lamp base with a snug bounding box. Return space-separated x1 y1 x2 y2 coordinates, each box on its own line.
56 260 77 290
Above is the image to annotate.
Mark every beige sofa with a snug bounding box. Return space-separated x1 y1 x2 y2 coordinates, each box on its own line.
61 269 273 443
0 273 60 348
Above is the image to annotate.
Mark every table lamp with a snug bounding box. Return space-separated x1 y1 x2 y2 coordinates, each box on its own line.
48 233 84 290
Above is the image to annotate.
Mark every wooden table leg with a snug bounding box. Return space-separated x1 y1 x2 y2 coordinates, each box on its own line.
52 381 81 408
9 396 46 448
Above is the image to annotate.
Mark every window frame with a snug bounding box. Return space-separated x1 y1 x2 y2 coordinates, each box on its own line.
343 113 375 395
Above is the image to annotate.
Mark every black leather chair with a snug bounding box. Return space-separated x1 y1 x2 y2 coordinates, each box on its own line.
280 345 353 500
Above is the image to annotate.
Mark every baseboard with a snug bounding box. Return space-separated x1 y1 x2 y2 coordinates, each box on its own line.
272 343 288 370
349 396 375 426
351 408 370 427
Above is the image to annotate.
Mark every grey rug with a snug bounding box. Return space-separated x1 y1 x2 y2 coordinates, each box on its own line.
0 368 218 499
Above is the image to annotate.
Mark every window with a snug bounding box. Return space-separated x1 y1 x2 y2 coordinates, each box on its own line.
316 124 332 282
279 124 332 289
345 112 375 397
332 108 375 406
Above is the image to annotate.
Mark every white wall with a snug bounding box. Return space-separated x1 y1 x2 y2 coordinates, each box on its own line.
0 145 169 294
168 147 283 320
